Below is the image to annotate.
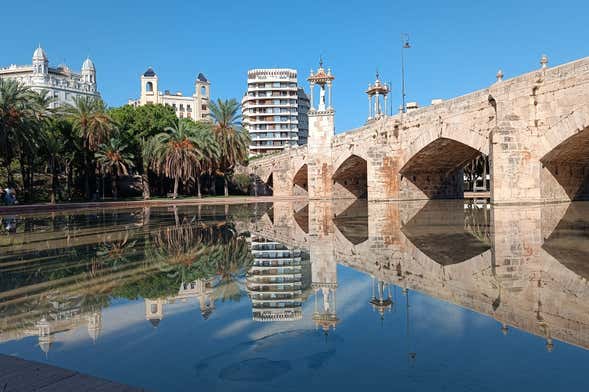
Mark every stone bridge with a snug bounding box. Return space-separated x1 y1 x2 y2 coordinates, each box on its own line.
238 200 589 351
246 56 589 204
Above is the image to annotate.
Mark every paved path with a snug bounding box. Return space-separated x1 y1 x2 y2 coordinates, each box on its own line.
0 354 146 391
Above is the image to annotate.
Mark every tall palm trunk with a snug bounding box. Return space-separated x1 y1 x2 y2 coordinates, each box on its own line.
196 175 202 198
19 153 27 202
84 150 91 199
112 172 118 200
50 155 58 204
209 175 216 196
4 161 12 186
65 161 73 200
173 176 179 199
141 172 150 200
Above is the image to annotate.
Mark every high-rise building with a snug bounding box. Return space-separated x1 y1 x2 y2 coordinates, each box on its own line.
0 45 100 108
242 69 309 156
246 237 310 322
128 67 210 120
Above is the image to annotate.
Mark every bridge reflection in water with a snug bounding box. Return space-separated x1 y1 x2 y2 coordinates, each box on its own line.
243 199 589 351
0 200 588 359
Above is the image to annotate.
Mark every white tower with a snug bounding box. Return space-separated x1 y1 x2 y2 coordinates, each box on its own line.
81 57 97 91
140 67 159 105
32 45 48 79
307 59 335 199
366 71 390 121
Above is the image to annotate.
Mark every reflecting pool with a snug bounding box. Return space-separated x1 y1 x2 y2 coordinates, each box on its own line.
1 200 589 391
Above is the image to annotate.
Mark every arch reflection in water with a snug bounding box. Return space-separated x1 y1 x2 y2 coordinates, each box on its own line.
1 200 589 391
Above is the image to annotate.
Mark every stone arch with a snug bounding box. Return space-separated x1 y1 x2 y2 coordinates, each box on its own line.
400 137 488 199
332 154 368 199
540 118 589 201
146 81 153 92
292 164 308 196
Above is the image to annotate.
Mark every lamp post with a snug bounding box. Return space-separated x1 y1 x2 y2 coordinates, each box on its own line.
401 33 411 113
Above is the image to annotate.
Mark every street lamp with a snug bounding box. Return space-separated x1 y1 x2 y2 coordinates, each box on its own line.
401 33 411 114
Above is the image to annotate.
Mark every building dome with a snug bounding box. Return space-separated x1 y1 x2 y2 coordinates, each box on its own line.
33 46 47 61
82 57 95 71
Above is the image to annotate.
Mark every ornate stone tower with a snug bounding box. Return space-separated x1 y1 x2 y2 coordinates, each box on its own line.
87 311 102 342
81 57 97 91
32 45 48 81
366 71 389 121
307 59 335 199
194 73 210 120
309 201 339 333
140 67 159 105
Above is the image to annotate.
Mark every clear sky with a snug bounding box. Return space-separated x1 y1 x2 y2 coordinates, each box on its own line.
1 0 588 132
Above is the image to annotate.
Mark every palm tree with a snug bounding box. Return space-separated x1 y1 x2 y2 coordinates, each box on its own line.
95 137 135 199
153 120 213 199
0 79 37 185
209 99 250 197
140 137 160 200
64 96 115 199
43 124 64 204
192 122 219 198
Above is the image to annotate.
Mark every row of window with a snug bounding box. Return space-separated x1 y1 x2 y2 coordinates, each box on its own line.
252 140 297 147
247 124 298 130
250 132 298 139
245 107 295 114
248 91 297 98
165 103 208 112
245 99 297 106
248 82 297 88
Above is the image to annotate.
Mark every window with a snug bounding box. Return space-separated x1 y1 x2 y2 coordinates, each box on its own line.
201 104 207 111
187 105 191 112
146 81 153 92
179 104 184 111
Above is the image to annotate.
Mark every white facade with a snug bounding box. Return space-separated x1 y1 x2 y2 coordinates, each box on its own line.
246 237 307 322
242 69 309 156
0 46 100 108
128 67 210 121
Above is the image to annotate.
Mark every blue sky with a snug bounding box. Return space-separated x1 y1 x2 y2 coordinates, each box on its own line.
1 0 588 132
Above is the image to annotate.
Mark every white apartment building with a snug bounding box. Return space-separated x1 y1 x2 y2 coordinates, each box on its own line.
242 69 309 156
0 46 100 108
128 67 210 120
246 237 309 322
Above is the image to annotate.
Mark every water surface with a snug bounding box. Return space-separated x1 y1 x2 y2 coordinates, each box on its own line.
1 200 588 391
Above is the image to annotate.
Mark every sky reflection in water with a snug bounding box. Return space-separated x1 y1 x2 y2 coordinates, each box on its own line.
0 200 588 391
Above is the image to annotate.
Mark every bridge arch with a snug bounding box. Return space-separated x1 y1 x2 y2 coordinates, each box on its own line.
292 164 308 196
400 136 489 199
332 154 368 199
540 110 589 201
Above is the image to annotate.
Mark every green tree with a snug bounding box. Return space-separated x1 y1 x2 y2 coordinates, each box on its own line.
65 96 115 199
153 119 216 199
209 99 250 197
0 79 37 186
95 138 135 199
191 120 219 198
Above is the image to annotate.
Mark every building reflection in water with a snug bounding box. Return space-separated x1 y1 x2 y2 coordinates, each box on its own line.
1 200 589 357
145 278 216 328
246 237 311 322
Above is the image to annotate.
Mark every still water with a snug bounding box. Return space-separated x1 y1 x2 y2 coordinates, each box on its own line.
0 200 588 391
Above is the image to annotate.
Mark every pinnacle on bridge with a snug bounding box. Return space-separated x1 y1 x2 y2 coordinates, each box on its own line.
540 54 549 69
496 69 504 82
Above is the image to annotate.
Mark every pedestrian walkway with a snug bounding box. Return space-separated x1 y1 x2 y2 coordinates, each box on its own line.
0 354 146 391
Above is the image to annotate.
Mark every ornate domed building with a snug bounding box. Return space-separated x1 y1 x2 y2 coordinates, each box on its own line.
0 45 100 108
